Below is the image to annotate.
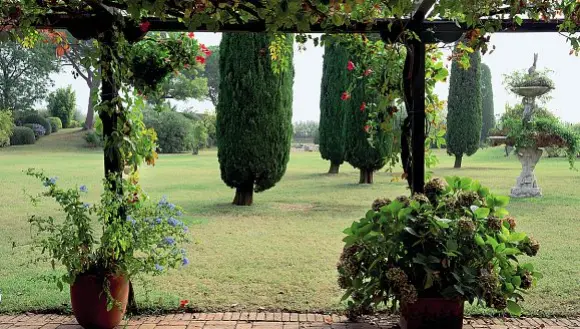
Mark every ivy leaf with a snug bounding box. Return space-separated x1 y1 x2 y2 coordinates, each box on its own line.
474 234 485 246
474 207 490 219
506 300 522 316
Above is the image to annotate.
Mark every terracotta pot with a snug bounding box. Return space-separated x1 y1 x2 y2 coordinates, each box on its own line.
70 273 129 329
399 297 464 329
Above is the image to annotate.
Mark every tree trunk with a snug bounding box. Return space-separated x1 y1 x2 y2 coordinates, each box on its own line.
84 74 99 130
328 162 340 174
454 154 463 169
233 186 253 206
359 169 374 184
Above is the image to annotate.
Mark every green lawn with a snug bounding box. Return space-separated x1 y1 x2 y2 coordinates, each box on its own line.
0 129 578 316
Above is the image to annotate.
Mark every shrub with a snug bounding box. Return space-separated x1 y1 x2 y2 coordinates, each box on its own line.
0 110 14 147
68 119 82 128
23 113 52 135
23 123 46 139
10 126 36 145
338 177 541 318
47 86 76 128
48 117 62 132
143 110 194 153
84 130 103 148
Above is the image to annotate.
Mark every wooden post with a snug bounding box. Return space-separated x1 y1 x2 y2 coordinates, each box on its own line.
410 40 426 194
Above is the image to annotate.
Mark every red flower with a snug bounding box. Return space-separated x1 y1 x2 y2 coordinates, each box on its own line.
139 21 151 33
179 300 189 308
341 92 350 101
364 125 371 133
347 61 355 71
195 56 206 64
360 102 366 112
187 32 195 39
363 69 373 76
184 63 190 69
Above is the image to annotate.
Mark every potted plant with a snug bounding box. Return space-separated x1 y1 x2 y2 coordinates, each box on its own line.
25 169 190 329
337 177 542 329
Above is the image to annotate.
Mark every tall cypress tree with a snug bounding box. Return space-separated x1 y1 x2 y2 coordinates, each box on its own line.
216 32 294 206
343 68 394 184
319 39 349 174
446 50 482 168
480 63 495 142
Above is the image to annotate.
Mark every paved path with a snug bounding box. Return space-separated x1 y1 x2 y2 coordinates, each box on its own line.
1 313 579 329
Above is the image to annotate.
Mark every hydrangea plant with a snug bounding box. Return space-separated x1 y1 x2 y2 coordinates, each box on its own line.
26 169 190 300
338 177 541 319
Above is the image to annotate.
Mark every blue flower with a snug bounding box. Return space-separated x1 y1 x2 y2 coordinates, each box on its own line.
163 237 175 245
126 215 136 225
176 211 183 217
180 249 186 255
182 258 190 266
49 177 57 185
168 203 176 211
155 264 164 271
155 217 162 224
79 185 88 193
168 217 180 227
183 226 189 233
83 203 91 209
158 196 168 207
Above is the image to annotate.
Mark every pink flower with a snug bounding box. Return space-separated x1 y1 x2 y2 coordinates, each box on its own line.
341 92 350 101
187 32 195 39
364 125 371 133
347 61 355 71
195 56 206 64
360 102 366 112
139 21 151 33
363 69 373 76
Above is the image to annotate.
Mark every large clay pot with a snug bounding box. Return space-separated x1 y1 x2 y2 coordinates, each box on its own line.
399 298 464 329
70 273 129 329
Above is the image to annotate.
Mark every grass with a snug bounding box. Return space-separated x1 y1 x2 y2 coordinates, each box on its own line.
0 129 578 316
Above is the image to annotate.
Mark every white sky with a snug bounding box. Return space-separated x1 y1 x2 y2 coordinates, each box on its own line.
50 32 580 124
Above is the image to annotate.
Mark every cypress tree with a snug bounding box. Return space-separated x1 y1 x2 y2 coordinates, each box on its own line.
343 60 394 184
446 50 482 168
216 32 294 206
480 63 495 142
319 38 349 174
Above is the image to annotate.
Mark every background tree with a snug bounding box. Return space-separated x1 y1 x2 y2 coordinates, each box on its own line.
293 121 319 142
217 32 294 206
319 39 349 174
0 39 59 112
343 79 394 184
59 35 100 130
47 86 76 128
201 45 220 107
446 50 482 168
146 64 208 109
480 63 495 142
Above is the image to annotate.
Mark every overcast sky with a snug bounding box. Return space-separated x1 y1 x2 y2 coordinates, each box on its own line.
50 32 580 124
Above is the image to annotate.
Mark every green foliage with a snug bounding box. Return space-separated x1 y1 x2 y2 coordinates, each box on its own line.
47 86 76 128
293 121 319 139
0 39 60 112
25 169 190 291
339 177 541 318
10 126 36 145
201 45 220 106
319 38 348 167
143 110 194 154
480 64 495 141
217 32 294 193
446 50 483 161
84 130 103 148
23 123 46 139
504 69 555 89
0 110 14 147
23 113 51 135
48 117 62 132
68 120 81 128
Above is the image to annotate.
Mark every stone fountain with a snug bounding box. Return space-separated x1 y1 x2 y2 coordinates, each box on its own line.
509 53 553 198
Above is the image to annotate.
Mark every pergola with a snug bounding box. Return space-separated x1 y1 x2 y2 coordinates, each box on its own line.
23 0 568 194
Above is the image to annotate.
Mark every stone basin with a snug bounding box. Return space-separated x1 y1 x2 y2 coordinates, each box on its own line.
511 86 552 98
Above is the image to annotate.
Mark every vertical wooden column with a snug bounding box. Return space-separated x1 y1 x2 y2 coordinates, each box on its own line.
410 40 426 194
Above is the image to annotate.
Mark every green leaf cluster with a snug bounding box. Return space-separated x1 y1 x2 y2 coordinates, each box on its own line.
338 176 541 317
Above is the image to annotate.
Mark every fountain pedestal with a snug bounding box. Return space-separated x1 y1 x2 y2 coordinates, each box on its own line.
510 147 543 198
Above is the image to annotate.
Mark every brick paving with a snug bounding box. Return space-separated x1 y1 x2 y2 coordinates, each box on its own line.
0 313 579 329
